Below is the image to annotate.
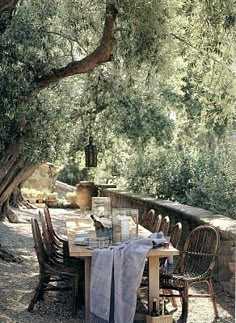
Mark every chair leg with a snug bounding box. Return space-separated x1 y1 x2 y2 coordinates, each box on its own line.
169 289 178 310
38 274 51 301
78 280 85 307
162 289 178 310
178 287 189 323
28 271 46 311
208 279 219 318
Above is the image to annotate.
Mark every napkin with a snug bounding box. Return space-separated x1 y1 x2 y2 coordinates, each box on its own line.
74 231 89 245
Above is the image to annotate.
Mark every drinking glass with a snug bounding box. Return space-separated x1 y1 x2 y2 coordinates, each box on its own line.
112 208 139 243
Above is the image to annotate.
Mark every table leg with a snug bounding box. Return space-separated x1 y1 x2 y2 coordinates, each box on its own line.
148 256 160 314
85 257 91 322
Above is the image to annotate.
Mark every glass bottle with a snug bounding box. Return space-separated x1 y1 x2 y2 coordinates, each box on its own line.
160 298 169 316
90 215 105 230
150 297 160 317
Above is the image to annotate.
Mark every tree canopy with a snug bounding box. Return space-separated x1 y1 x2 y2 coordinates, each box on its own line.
0 0 236 220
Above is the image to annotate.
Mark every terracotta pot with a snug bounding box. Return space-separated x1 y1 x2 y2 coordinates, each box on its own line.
76 181 97 210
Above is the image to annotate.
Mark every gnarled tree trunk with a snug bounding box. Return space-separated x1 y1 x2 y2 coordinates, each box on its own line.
9 168 37 209
0 147 36 222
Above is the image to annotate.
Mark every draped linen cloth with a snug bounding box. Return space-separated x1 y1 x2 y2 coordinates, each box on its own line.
90 233 166 323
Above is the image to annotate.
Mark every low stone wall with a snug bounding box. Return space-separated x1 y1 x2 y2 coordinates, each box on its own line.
101 188 236 296
55 180 76 197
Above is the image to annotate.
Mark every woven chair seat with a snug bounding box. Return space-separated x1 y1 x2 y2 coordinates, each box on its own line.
160 272 205 290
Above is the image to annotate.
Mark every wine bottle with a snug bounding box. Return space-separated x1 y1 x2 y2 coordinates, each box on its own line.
90 215 105 230
150 297 160 317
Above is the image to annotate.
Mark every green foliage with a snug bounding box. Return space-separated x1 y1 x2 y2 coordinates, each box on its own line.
115 0 172 69
0 0 177 167
57 163 89 186
54 0 236 219
0 0 235 220
124 144 236 218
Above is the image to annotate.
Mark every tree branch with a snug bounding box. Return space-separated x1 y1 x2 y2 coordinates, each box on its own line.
46 31 88 55
169 32 229 67
169 32 198 50
36 3 118 90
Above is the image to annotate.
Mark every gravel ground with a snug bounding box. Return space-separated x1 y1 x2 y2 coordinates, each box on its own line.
0 208 235 323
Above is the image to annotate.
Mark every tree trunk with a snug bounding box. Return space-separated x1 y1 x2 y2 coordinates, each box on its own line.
9 166 37 209
0 199 8 221
9 186 24 208
0 156 37 222
0 138 26 181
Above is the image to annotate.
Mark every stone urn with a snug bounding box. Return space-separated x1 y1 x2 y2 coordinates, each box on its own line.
76 181 97 210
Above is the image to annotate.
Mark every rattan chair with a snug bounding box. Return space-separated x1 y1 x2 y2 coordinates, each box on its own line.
160 225 219 323
159 215 170 236
28 218 84 316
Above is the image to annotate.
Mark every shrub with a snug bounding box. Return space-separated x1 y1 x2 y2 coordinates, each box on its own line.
57 164 88 186
126 145 236 218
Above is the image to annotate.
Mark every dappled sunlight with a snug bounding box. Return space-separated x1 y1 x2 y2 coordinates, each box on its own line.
0 0 235 321
0 314 17 323
21 254 36 260
161 281 235 323
0 208 234 323
0 208 87 322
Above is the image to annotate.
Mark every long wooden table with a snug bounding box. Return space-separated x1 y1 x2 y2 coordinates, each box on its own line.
66 216 179 322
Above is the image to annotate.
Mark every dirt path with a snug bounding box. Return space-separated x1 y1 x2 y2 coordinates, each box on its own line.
0 208 234 323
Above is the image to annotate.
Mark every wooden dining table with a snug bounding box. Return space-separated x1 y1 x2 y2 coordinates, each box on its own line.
66 215 179 322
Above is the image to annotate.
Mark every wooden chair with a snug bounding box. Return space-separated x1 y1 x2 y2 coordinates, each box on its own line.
160 222 182 271
138 221 182 313
159 215 170 236
44 206 69 257
160 225 219 323
142 209 156 232
140 218 178 288
161 222 182 310
41 209 83 270
153 214 162 233
170 222 182 250
39 211 64 262
28 218 84 316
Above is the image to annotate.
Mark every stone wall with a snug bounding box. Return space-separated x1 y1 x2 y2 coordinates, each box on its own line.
100 188 236 296
55 180 76 197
